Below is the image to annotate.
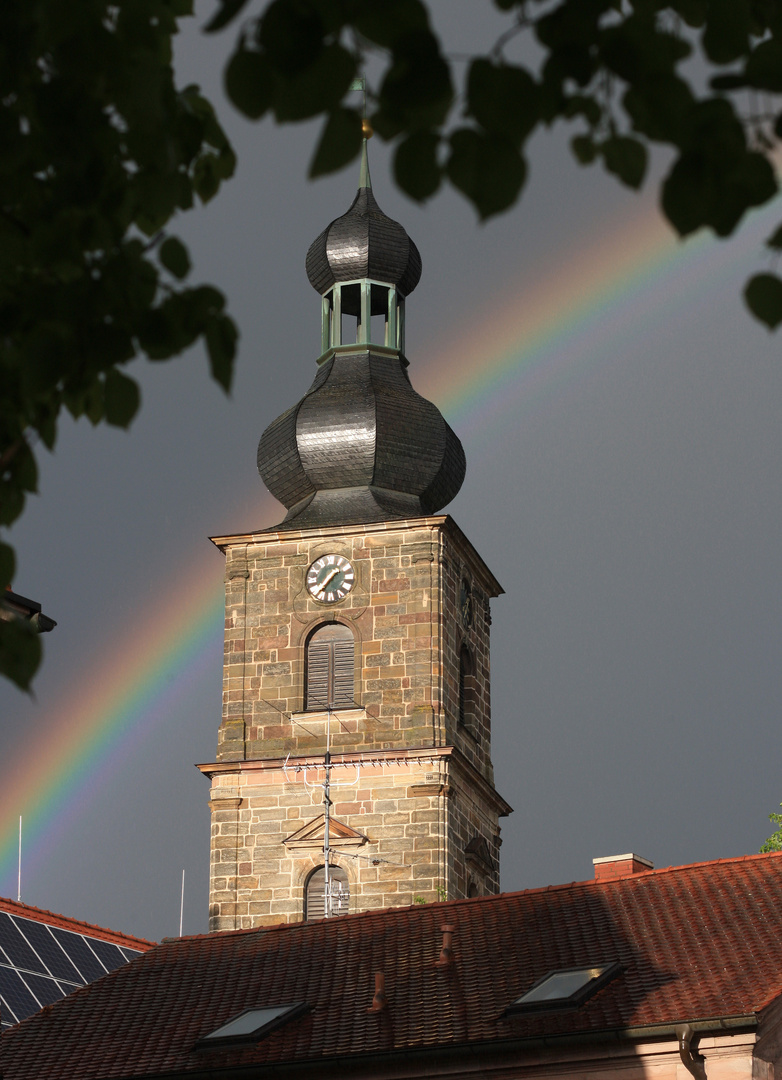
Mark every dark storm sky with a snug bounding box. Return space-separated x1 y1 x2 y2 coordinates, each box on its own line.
1 3 780 940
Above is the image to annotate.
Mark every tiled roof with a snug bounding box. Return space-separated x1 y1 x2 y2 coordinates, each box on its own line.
0 896 154 950
3 853 782 1079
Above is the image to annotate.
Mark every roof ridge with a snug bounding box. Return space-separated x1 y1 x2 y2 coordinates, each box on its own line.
160 852 782 945
0 895 154 948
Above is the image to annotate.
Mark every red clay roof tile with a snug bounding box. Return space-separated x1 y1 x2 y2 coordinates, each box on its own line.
0 896 153 950
2 853 782 1078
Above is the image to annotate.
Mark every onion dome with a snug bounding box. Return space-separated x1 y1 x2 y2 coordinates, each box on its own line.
257 142 464 532
305 144 422 299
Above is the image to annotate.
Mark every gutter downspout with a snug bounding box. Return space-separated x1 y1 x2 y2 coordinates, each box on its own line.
676 1023 707 1080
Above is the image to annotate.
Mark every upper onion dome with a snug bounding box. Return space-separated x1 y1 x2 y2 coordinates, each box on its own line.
305 145 422 298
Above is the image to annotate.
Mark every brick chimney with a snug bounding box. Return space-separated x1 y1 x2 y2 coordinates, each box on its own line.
593 853 654 881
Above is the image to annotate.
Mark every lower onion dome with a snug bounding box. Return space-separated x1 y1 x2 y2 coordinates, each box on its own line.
257 348 465 530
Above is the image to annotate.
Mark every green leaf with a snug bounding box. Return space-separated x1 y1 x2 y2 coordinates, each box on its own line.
563 94 601 126
601 17 691 85
309 108 363 178
353 0 429 47
159 237 191 280
394 130 441 201
761 804 782 852
536 2 600 87
710 73 748 91
744 273 782 329
377 29 453 132
467 60 539 147
272 43 356 122
103 369 141 427
447 129 526 220
663 148 776 237
670 0 708 27
204 0 253 32
0 616 42 692
661 99 776 236
13 444 37 494
192 154 222 204
571 134 597 164
0 542 15 589
0 484 25 528
745 39 782 93
205 313 238 391
260 0 324 76
138 309 179 359
622 75 695 144
601 135 647 189
766 224 782 251
702 0 751 65
224 47 274 119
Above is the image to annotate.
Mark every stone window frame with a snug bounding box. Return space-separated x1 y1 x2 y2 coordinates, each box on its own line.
291 613 365 715
458 643 479 741
303 863 351 921
304 621 356 711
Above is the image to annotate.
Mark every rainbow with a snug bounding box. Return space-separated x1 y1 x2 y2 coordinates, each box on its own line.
0 547 229 888
0 191 779 891
418 197 773 438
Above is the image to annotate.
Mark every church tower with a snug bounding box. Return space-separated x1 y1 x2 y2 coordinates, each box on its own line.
200 141 511 930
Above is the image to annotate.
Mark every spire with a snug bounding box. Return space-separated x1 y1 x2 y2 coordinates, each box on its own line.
358 135 371 191
354 74 372 192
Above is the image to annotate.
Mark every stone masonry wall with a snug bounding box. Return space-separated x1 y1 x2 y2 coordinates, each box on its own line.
205 751 451 929
215 516 500 765
204 515 509 929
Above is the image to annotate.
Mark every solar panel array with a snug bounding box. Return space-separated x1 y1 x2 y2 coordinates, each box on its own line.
0 910 144 1029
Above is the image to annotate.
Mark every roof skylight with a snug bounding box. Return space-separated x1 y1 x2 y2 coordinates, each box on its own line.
510 963 620 1012
198 1002 308 1046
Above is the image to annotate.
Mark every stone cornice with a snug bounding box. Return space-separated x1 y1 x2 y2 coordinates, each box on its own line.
198 744 513 817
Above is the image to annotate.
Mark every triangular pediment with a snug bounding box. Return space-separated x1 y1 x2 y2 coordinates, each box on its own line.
283 813 368 849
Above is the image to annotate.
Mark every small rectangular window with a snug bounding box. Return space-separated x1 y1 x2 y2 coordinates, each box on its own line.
508 962 621 1013
197 1002 309 1046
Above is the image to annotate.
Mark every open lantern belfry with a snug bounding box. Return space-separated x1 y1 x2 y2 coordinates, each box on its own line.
201 133 510 930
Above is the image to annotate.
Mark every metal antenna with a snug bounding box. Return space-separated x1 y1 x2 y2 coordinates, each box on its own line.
179 870 185 937
17 816 21 902
289 695 360 918
323 701 332 916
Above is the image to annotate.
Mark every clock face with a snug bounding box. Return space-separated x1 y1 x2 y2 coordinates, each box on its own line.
306 554 355 603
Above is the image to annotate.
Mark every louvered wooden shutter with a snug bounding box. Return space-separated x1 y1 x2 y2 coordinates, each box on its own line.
305 866 350 920
306 624 354 710
459 652 466 725
307 641 330 710
332 639 354 706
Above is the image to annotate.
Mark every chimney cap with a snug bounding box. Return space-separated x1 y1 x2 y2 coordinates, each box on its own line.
593 854 654 880
593 853 654 868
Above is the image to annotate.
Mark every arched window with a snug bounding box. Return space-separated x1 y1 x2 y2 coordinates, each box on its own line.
459 644 477 729
306 623 355 710
304 865 350 920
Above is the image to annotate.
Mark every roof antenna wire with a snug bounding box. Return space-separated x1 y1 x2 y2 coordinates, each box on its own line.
179 869 185 938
